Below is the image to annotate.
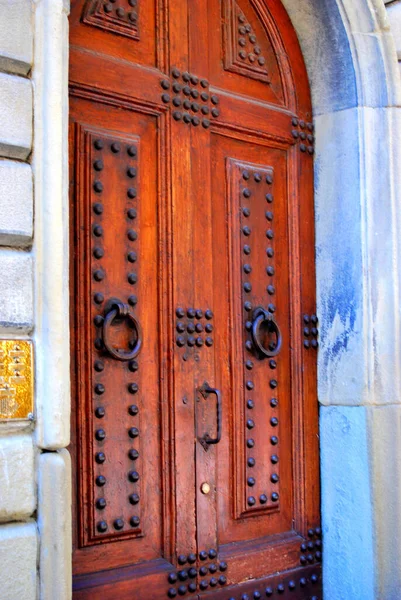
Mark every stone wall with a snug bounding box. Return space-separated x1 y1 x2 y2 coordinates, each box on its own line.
0 2 37 598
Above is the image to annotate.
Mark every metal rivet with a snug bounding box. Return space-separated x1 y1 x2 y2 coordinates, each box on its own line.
95 452 106 464
266 229 274 239
267 285 275 295
271 454 279 463
128 470 140 482
162 93 170 103
94 338 103 350
114 518 124 530
205 337 213 347
96 497 106 509
128 295 138 306
94 315 104 327
129 493 140 505
128 427 139 438
247 477 255 487
93 247 104 259
246 418 255 429
127 167 137 179
205 309 213 320
244 245 251 255
270 436 278 445
93 202 103 215
93 269 104 282
244 282 252 293
266 248 274 257
270 417 279 427
128 382 139 394
97 520 108 532
247 438 255 448
93 225 103 237
128 404 139 416
247 399 254 408
176 336 185 347
128 273 137 285
248 457 255 467
266 266 275 276
260 494 267 504
265 211 273 221
172 68 180 78
243 226 251 236
130 516 140 527
161 79 170 90
202 119 211 129
244 301 252 312
270 379 278 389
173 111 182 121
192 116 200 126
270 398 278 408
127 229 137 241
94 139 104 150
168 589 177 598
127 250 137 262
96 475 106 486
248 496 256 506
127 188 137 199
111 142 121 153
266 193 273 203
127 145 137 157
94 292 104 304
95 383 105 395
271 473 279 483
94 360 104 372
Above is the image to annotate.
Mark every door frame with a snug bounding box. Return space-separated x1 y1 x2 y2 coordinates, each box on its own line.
33 0 401 598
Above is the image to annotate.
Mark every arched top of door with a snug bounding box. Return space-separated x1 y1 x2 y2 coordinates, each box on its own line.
70 0 311 117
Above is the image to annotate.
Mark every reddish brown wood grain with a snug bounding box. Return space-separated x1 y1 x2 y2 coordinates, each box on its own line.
69 0 320 598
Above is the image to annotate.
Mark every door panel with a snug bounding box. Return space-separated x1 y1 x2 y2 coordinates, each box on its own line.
70 0 321 598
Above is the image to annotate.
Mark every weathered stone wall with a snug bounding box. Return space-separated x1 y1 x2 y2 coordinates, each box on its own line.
0 2 37 598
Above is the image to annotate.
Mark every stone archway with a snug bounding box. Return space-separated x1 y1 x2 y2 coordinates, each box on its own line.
282 1 401 598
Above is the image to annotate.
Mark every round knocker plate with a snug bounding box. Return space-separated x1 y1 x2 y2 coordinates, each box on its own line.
102 301 142 361
251 307 282 358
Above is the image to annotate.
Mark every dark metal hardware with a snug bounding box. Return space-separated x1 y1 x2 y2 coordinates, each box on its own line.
102 300 142 361
197 381 222 451
251 307 282 358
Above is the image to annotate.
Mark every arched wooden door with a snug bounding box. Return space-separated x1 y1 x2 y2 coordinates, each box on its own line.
69 1 321 598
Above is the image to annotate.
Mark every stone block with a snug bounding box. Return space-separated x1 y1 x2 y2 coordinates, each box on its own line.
0 250 33 333
0 0 33 75
368 404 401 598
0 160 33 246
320 406 375 600
0 72 32 160
38 449 71 600
0 434 35 522
387 1 401 58
0 521 37 600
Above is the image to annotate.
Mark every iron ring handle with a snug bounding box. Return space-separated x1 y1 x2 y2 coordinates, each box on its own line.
251 308 282 358
102 301 142 361
199 382 222 447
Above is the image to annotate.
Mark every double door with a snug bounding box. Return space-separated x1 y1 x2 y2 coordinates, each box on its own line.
69 1 321 598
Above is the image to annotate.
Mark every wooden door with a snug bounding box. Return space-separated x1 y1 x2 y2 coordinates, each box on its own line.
69 1 321 599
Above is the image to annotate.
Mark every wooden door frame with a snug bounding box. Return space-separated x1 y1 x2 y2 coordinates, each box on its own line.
33 1 401 599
